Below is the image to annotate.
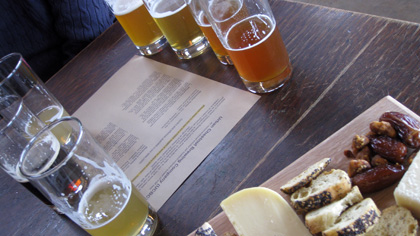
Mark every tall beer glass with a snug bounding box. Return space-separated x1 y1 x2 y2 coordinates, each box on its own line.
0 53 69 128
186 0 233 65
0 94 45 182
19 117 158 236
143 0 210 59
199 0 293 93
105 0 167 56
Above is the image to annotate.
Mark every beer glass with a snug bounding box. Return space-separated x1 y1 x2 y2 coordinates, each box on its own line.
104 0 167 56
19 117 158 236
186 0 233 65
0 53 69 126
0 93 44 182
198 0 293 93
143 0 210 59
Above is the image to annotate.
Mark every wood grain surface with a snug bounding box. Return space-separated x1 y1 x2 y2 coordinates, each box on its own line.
1 0 420 235
191 96 420 236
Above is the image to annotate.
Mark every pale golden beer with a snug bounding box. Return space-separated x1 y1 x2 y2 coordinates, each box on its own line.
82 182 151 236
144 0 209 59
108 0 167 55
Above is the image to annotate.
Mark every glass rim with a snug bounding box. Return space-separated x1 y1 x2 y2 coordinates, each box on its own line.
18 116 84 180
0 52 23 88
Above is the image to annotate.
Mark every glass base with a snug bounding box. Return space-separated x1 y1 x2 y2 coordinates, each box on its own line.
136 36 167 56
137 206 158 236
172 37 210 60
241 62 293 94
216 54 234 65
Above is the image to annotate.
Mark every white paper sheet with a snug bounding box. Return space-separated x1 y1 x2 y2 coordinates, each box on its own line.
73 56 260 210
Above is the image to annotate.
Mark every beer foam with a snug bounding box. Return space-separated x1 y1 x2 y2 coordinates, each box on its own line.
113 0 144 16
150 0 186 18
225 14 275 51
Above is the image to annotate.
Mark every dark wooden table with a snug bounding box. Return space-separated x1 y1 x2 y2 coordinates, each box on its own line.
2 0 420 235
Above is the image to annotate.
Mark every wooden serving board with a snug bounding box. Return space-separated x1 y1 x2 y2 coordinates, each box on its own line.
188 96 420 236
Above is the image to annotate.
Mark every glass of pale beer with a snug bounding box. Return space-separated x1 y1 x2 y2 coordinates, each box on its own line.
198 0 293 93
186 0 233 65
19 117 158 236
143 0 210 59
105 0 167 56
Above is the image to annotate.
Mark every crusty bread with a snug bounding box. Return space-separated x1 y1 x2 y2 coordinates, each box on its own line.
280 158 331 194
364 205 418 236
305 186 363 234
322 198 381 236
291 169 351 214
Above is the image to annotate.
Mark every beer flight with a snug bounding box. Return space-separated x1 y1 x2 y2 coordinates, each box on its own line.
106 0 293 94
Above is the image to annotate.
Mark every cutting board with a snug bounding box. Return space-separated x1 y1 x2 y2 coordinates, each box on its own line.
188 96 420 236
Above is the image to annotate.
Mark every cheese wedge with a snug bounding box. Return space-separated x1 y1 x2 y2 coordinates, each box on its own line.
394 151 420 219
220 187 311 236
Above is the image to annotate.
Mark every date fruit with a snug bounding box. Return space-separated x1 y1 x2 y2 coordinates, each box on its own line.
351 164 405 193
380 112 420 148
369 135 407 163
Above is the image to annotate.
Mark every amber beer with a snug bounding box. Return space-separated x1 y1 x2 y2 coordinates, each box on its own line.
113 0 165 55
196 11 233 65
225 15 292 86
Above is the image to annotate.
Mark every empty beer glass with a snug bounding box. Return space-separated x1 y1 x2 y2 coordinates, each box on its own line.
0 53 69 126
19 117 158 236
104 0 167 55
198 0 293 93
186 0 233 65
0 93 44 182
143 0 210 59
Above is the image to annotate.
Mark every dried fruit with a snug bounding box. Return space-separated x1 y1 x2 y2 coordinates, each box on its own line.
380 112 420 148
351 164 405 193
369 135 407 164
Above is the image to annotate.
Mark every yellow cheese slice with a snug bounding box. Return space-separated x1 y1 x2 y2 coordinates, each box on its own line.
394 151 420 219
220 187 311 236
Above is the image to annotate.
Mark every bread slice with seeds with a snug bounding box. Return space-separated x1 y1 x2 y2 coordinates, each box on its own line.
280 158 331 194
322 198 380 236
364 205 418 236
291 169 352 214
305 186 364 234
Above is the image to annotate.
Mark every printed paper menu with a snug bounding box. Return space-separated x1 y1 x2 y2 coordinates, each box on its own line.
73 56 260 210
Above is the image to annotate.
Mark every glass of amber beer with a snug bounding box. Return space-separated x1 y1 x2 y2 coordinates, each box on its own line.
105 0 167 56
198 0 293 93
143 0 210 59
186 0 233 65
19 117 158 236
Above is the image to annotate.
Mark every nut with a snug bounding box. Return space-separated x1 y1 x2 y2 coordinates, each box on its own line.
348 159 371 177
369 121 397 138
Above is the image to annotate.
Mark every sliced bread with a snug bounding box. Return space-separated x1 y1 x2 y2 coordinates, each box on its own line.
364 205 418 236
280 158 331 194
305 186 364 234
322 198 381 236
291 169 352 214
